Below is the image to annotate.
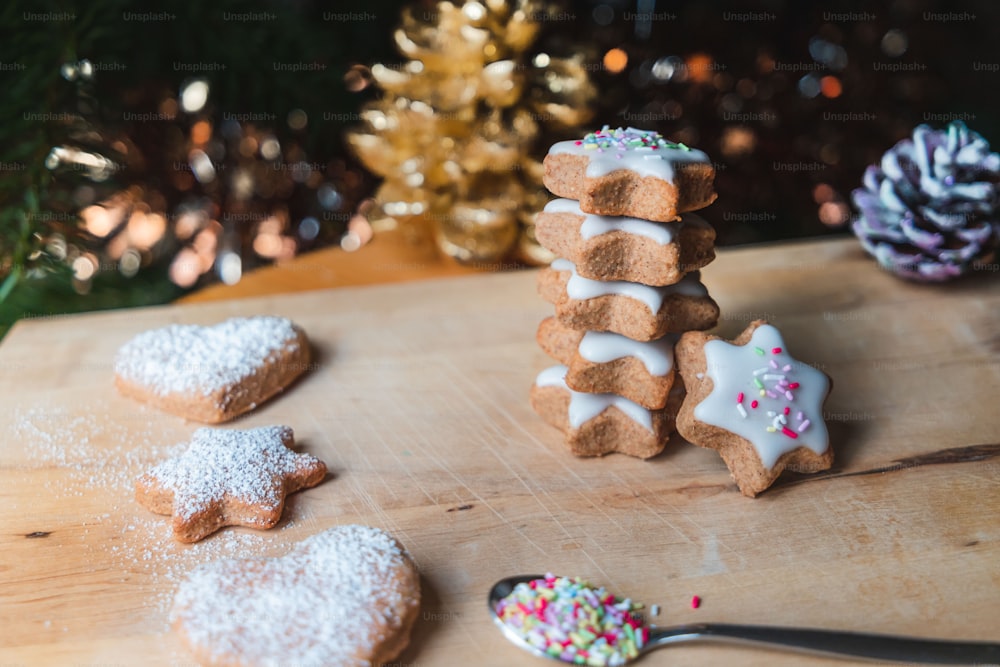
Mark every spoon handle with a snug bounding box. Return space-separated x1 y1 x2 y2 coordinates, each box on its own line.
648 623 1000 665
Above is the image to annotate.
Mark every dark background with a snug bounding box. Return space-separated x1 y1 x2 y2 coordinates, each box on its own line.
1 0 997 328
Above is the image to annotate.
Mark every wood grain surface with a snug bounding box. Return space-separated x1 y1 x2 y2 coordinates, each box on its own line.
1 238 999 666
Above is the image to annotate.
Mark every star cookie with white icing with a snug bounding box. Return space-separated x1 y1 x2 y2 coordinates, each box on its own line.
675 320 833 497
136 425 327 542
530 365 682 458
536 316 677 410
538 259 719 341
535 198 716 286
543 126 717 222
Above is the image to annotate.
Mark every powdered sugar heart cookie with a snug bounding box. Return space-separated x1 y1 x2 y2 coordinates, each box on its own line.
114 315 310 423
171 525 421 667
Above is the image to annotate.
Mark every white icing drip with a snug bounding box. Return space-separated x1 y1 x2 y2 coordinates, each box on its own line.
693 325 830 469
578 331 674 376
549 259 708 314
535 365 653 432
544 198 680 245
548 127 710 181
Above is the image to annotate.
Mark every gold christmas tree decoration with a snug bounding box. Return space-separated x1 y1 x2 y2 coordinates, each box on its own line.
347 0 596 264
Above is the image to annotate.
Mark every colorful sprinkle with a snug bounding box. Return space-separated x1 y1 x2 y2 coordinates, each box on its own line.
752 367 768 376
754 347 765 356
781 426 799 439
574 126 691 154
753 377 764 390
736 392 744 403
496 574 647 666
750 400 759 409
772 347 782 354
690 595 701 609
737 404 748 419
798 419 811 433
784 407 790 415
788 382 800 389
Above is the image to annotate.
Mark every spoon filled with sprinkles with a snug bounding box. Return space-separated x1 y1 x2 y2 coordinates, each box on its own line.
488 574 1000 665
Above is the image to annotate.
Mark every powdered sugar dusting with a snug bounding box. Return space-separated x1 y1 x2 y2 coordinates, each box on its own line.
171 524 418 666
114 316 302 398
13 404 180 497
144 426 322 521
12 404 298 627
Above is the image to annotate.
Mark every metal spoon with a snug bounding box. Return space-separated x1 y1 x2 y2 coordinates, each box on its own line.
488 575 1000 665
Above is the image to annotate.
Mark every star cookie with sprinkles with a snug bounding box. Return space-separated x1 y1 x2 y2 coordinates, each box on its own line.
675 320 832 497
136 425 327 542
543 126 717 222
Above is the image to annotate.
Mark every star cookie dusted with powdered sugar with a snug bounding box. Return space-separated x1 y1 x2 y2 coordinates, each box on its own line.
136 426 327 542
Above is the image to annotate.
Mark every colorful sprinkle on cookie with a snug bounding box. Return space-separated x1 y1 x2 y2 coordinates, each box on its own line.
495 574 648 666
574 126 690 153
675 320 834 497
544 126 717 222
696 324 830 469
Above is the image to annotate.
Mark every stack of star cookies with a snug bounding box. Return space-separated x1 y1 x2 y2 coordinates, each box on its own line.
530 126 721 459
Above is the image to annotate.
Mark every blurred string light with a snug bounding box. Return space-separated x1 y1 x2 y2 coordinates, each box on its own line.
808 38 847 71
218 251 242 284
798 74 821 98
340 208 374 252
881 29 908 57
45 146 116 181
820 76 842 98
603 48 628 74
180 79 210 113
813 183 851 227
60 59 95 82
119 248 142 277
685 54 714 84
260 136 281 160
287 109 308 130
188 149 216 183
298 216 320 241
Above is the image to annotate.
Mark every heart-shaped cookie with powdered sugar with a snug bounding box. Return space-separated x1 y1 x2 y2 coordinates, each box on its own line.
171 525 421 666
114 315 310 423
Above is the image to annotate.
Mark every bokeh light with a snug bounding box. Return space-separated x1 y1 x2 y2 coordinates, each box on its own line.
603 48 628 74
685 54 714 84
180 79 210 113
881 30 908 57
820 76 842 98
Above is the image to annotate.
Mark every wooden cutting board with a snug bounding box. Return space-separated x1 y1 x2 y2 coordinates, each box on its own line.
1 238 998 666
